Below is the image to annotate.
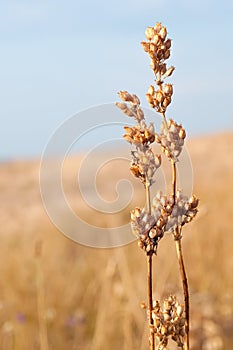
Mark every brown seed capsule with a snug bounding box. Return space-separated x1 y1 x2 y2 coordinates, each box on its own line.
148 85 155 95
146 244 152 253
179 318 185 327
124 126 133 133
146 93 154 106
180 328 185 336
118 90 133 102
156 217 164 228
145 27 154 40
123 134 133 143
176 305 184 316
149 43 156 52
164 49 170 59
132 94 140 105
189 195 199 208
154 22 162 33
159 26 167 40
150 60 158 72
162 97 171 108
165 66 175 77
179 128 186 139
160 63 167 75
149 229 157 239
137 108 144 120
151 34 160 45
153 317 161 328
161 325 167 335
165 38 171 50
133 207 141 218
156 91 164 103
164 84 173 96
141 41 150 52
115 102 127 111
163 300 171 311
163 312 171 321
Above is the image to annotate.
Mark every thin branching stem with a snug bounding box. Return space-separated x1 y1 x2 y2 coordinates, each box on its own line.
147 253 155 350
145 182 151 214
171 159 190 350
171 160 176 199
175 237 190 350
161 112 168 131
145 182 155 350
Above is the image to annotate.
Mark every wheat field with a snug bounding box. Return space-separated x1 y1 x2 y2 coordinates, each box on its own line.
0 132 232 349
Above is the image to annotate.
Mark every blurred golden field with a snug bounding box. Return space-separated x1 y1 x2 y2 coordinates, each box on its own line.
0 132 233 349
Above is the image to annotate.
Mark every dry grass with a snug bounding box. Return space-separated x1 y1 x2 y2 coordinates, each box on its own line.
0 132 233 349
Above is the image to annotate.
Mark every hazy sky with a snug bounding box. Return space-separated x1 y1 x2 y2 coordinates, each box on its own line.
1 0 233 160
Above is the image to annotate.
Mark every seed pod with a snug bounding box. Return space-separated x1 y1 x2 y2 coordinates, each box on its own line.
118 90 133 102
137 108 144 120
132 94 140 105
125 109 135 117
165 38 171 50
165 66 175 77
146 93 154 106
150 60 158 72
163 300 171 311
145 27 154 40
146 244 152 253
148 84 155 96
163 312 171 321
148 50 155 59
156 217 164 228
156 91 164 103
189 195 199 208
151 34 160 45
134 207 141 217
124 126 132 133
149 229 157 239
176 305 184 316
164 49 170 59
123 134 132 143
115 102 127 111
180 328 185 336
149 43 156 52
164 84 173 96
160 63 167 75
159 26 167 40
161 325 167 335
179 128 186 139
162 97 171 108
153 316 161 328
141 41 150 52
154 22 162 33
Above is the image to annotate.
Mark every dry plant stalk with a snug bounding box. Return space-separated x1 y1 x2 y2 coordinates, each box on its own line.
116 22 199 350
34 240 49 350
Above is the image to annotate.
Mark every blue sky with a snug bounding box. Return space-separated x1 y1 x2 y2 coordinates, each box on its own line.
1 0 233 160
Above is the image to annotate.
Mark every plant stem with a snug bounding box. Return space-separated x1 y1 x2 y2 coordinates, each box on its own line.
145 182 151 214
147 253 155 350
171 160 189 349
145 182 155 350
171 160 176 199
175 238 189 350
